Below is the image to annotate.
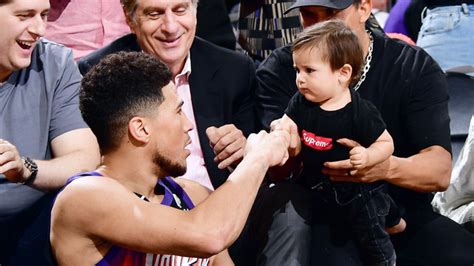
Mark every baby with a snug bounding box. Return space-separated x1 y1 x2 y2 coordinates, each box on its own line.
275 20 405 266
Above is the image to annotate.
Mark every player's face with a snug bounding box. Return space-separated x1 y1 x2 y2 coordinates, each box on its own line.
293 47 343 105
0 0 49 81
151 82 193 177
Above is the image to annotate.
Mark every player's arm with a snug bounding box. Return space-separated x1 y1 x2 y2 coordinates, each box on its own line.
52 131 290 258
265 115 302 181
176 178 234 264
211 249 234 265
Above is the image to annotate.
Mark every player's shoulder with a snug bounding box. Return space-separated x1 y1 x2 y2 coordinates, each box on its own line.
54 175 127 213
174 178 211 205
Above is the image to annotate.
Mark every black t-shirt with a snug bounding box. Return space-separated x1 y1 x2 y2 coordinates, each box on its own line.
256 29 451 209
285 89 385 184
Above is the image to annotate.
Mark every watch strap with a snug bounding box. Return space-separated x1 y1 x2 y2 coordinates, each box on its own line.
18 156 38 185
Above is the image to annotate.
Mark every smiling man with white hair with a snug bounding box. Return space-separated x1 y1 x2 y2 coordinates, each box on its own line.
78 0 258 192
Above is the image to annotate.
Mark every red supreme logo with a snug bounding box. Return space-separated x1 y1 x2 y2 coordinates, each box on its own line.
301 130 333 151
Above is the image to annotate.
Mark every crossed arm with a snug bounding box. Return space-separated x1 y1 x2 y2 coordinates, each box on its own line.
0 128 100 191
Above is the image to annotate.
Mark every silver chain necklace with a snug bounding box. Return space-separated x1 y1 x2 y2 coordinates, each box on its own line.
353 31 373 91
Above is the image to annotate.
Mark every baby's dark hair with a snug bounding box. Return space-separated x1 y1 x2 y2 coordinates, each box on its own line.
292 20 364 85
80 51 172 153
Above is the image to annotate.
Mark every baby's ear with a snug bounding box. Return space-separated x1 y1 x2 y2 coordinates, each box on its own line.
339 63 353 79
338 64 353 85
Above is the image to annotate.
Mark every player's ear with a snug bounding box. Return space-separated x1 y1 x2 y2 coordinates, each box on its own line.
128 117 150 145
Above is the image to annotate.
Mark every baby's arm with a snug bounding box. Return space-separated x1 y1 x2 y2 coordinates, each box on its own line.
349 129 394 169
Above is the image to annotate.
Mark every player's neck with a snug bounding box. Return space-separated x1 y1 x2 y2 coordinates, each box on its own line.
99 152 160 200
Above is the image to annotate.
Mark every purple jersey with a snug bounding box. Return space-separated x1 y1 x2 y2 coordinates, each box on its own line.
60 172 211 266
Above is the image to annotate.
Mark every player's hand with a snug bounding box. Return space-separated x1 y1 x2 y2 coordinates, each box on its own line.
206 124 246 169
270 115 301 156
245 130 290 167
0 139 29 183
269 118 282 132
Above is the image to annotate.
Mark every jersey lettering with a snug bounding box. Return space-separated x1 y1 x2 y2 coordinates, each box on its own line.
302 130 333 151
146 254 210 266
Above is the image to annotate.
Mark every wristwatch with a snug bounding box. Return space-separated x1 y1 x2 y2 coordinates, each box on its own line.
18 156 38 185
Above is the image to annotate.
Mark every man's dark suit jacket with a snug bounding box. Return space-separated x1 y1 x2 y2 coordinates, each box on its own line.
196 0 236 50
78 34 257 188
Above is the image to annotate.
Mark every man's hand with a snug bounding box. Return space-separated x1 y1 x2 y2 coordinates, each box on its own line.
245 130 290 167
0 139 29 183
322 138 391 183
206 124 246 169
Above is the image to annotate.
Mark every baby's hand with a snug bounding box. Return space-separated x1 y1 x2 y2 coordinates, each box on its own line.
271 115 301 157
349 146 369 169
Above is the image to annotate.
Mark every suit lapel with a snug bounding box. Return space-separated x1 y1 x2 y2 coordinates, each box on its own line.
188 38 228 188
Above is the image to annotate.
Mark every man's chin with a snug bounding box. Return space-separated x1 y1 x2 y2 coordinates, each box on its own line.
165 165 187 178
11 58 31 72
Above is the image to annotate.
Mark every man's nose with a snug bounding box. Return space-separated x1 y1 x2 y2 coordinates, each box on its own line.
161 11 179 35
183 113 194 132
28 15 47 38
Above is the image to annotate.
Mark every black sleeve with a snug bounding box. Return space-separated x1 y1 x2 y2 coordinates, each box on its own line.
232 55 258 135
255 46 298 130
404 51 451 153
355 98 387 148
